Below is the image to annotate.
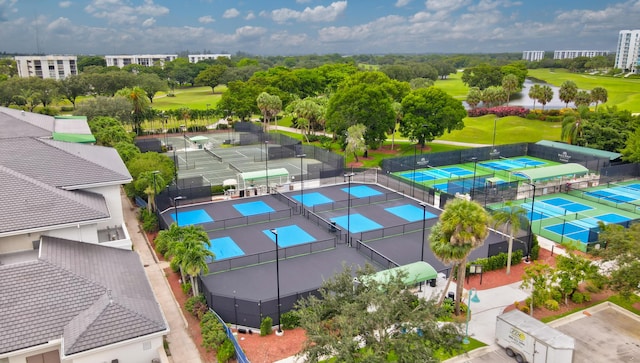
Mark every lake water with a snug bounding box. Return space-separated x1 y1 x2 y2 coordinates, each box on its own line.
463 79 567 110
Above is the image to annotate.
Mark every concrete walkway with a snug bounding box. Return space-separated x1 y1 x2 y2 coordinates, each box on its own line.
121 191 203 363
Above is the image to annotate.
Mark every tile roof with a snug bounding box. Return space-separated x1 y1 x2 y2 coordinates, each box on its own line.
0 237 167 355
0 107 53 139
0 138 131 189
0 166 110 234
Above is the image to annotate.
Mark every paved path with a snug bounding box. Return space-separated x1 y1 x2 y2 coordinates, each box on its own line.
122 191 203 363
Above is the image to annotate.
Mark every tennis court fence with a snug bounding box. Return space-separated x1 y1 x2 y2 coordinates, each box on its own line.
199 209 293 232
355 240 399 269
304 210 345 242
357 219 437 242
207 309 250 363
208 237 337 273
203 148 223 162
310 190 406 213
566 189 640 214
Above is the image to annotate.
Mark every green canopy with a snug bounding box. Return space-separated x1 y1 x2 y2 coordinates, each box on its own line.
239 168 289 181
362 261 438 286
536 140 621 161
513 163 589 182
189 135 209 142
52 132 96 143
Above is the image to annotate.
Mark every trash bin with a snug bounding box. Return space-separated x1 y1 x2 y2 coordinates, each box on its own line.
447 292 455 301
429 279 437 287
289 184 294 191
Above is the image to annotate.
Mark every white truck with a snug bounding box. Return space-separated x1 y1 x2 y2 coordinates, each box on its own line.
495 310 575 363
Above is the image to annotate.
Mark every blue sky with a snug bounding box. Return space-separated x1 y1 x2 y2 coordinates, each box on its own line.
0 0 638 55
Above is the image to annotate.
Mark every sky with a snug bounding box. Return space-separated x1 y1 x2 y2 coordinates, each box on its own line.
0 0 639 56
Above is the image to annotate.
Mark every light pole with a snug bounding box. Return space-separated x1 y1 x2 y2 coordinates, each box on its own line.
269 228 283 335
526 182 536 262
265 140 269 194
297 153 306 212
412 144 417 197
152 170 160 211
471 157 478 200
463 288 480 345
173 196 185 226
162 112 168 148
491 118 498 158
344 172 355 247
419 201 428 292
181 124 188 168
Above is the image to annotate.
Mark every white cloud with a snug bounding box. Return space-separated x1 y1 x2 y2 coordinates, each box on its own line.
395 0 411 7
425 0 469 12
59 1 72 8
85 0 168 25
223 8 240 19
469 0 521 12
0 0 18 22
245 11 255 20
199 15 215 24
270 1 347 24
142 17 155 27
270 31 308 46
235 25 267 39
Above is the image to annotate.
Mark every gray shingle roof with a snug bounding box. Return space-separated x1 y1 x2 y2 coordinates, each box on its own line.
0 166 110 234
0 107 53 139
0 137 131 189
0 237 167 355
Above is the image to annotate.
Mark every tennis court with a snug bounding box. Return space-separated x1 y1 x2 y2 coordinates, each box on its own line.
331 213 383 233
292 192 334 207
567 181 640 213
170 209 214 227
384 204 437 222
341 185 383 198
208 237 245 260
233 200 275 216
263 225 317 247
479 157 547 172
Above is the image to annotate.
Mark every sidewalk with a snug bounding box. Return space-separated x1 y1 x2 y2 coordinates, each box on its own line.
121 191 203 363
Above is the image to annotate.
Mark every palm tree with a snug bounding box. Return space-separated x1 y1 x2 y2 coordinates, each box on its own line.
116 86 150 135
558 81 578 108
345 124 367 162
155 223 185 277
492 202 527 275
561 106 590 145
590 87 608 111
528 84 542 110
574 90 592 108
430 198 490 315
501 74 519 105
391 102 402 150
539 85 553 110
135 171 166 212
256 92 282 132
166 225 214 296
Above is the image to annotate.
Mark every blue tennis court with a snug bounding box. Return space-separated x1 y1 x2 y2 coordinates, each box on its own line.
292 192 334 207
512 157 545 166
233 201 275 216
440 167 474 177
171 209 213 226
544 221 594 243
541 197 593 213
342 185 383 198
263 225 317 247
331 213 383 233
610 186 640 199
595 213 631 224
522 201 566 217
399 171 436 182
208 237 245 260
585 190 636 203
384 205 437 222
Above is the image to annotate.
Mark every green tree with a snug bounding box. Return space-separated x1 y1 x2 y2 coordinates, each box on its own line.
113 141 141 164
409 77 434 89
74 95 133 123
481 86 507 107
59 75 89 108
345 124 367 162
125 152 176 197
77 55 106 71
622 127 640 162
500 62 528 88
554 252 600 305
492 202 527 275
216 80 261 121
162 225 214 296
88 116 133 147
538 85 553 110
501 74 519 105
256 92 283 131
33 78 59 108
521 262 556 314
528 84 542 110
294 264 462 363
116 86 150 135
136 73 168 103
399 87 466 148
561 106 590 145
590 87 608 111
430 198 490 314
195 64 227 93
432 61 457 80
135 170 167 211
558 80 578 108
574 90 592 108
461 63 503 90
594 223 640 297
390 101 403 150
466 87 482 109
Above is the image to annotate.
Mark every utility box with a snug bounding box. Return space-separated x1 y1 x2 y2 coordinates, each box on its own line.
496 310 574 363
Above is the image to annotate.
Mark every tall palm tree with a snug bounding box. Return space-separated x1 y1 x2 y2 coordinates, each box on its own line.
528 84 542 110
116 86 149 135
135 171 166 212
492 202 527 275
559 80 578 108
391 102 403 150
166 225 214 296
430 198 490 315
590 87 608 111
561 106 590 145
501 74 519 105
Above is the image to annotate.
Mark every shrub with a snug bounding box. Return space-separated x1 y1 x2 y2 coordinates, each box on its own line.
280 311 301 330
211 185 224 194
583 292 592 302
216 338 236 363
260 316 273 336
571 292 584 304
185 295 206 316
60 105 75 112
544 299 559 311
467 106 529 118
140 209 159 232
181 282 192 296
201 312 227 351
169 258 180 273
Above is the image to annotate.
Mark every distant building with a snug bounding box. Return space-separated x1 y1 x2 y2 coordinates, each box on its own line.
615 29 640 73
522 51 545 62
14 55 78 79
553 50 610 60
105 54 178 68
188 54 232 63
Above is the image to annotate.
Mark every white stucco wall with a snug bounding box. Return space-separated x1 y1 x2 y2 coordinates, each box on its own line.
0 233 41 254
86 185 125 229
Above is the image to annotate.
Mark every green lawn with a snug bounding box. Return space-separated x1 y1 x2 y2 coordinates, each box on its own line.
527 69 640 113
437 115 562 144
152 85 225 111
434 71 469 100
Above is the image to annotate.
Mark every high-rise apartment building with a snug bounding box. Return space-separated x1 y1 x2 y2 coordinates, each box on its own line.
553 50 610 60
188 54 231 63
522 51 545 62
615 30 640 73
14 55 78 79
105 54 178 68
